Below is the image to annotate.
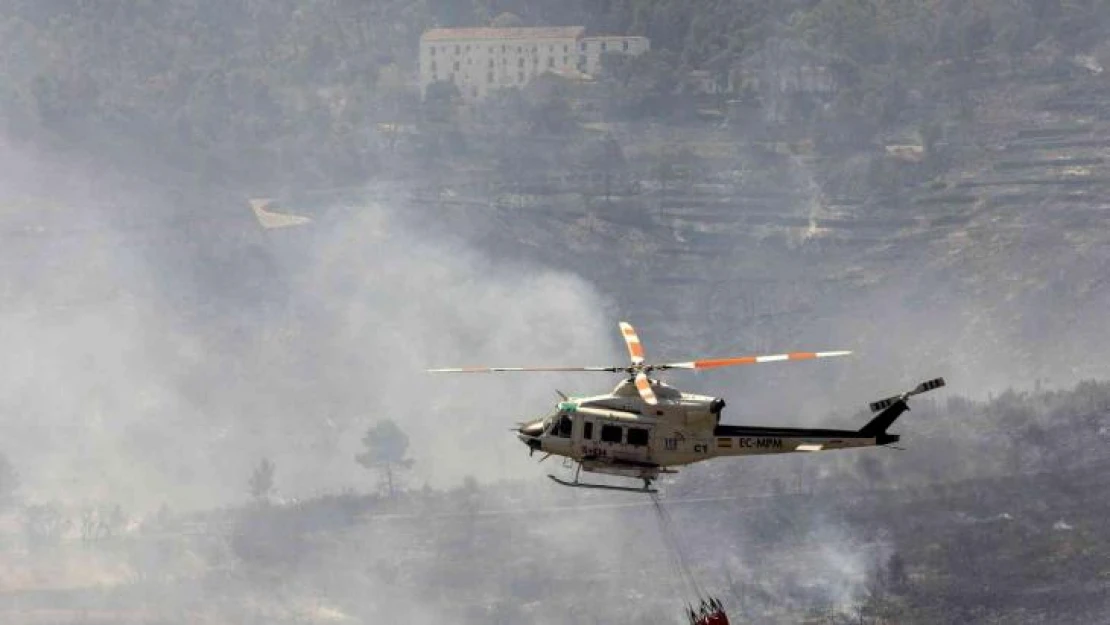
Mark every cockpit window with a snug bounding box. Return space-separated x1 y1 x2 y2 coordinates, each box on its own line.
557 415 573 438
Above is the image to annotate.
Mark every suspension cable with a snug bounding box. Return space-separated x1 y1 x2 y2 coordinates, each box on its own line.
651 493 706 606
659 496 706 602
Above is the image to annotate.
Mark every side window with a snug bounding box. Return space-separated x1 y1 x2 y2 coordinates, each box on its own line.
627 428 650 446
600 425 622 443
584 422 594 440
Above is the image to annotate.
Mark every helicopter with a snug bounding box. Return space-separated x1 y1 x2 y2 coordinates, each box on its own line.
430 322 945 493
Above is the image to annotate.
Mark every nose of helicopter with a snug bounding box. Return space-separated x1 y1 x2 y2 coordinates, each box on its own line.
516 419 545 452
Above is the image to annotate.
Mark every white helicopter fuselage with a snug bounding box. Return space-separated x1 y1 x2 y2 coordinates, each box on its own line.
434 320 943 491
519 379 883 483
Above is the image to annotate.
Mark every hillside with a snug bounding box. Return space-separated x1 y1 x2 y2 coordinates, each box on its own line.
1 0 1109 492
2 2 1110 624
2 381 1109 624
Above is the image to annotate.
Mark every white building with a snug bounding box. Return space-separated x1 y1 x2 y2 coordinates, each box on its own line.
419 26 649 101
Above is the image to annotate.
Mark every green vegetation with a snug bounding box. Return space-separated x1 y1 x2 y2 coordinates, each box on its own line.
356 419 414 497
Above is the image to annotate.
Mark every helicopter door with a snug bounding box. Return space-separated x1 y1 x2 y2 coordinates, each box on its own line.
595 421 652 464
624 424 653 464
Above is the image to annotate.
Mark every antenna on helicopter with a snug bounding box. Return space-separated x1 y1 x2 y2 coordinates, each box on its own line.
555 389 568 400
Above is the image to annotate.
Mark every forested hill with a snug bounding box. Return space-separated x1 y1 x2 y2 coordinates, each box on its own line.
2 0 1109 191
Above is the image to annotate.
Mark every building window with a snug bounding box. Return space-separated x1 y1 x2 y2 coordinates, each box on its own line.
580 42 586 52
583 422 594 440
487 71 493 83
627 428 649 446
472 86 478 98
549 45 554 52
453 61 459 71
517 70 524 82
564 44 569 53
517 46 522 52
600 425 622 443
548 57 554 68
455 45 460 54
563 56 568 65
518 58 524 68
623 40 629 51
431 61 437 73
502 45 506 52
601 42 607 52
489 59 494 68
430 47 436 56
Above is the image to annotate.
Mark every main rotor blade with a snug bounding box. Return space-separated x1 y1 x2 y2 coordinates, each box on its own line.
657 350 852 371
619 321 645 366
634 371 657 405
427 366 620 373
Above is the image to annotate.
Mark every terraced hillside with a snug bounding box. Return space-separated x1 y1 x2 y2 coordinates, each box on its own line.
372 69 1110 414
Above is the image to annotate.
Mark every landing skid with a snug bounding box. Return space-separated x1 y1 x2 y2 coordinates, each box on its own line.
547 474 658 494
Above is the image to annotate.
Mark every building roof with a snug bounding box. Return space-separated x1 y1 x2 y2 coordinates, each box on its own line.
421 26 585 42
